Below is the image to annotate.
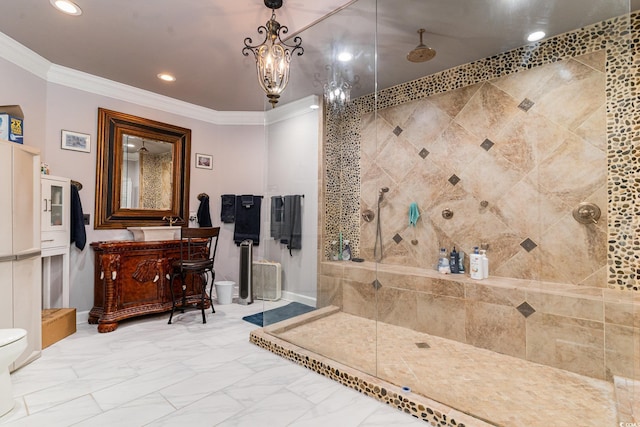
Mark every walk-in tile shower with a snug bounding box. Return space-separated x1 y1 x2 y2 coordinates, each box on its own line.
255 1 639 425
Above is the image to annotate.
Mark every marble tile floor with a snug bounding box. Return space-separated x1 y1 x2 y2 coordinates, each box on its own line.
275 311 635 427
0 301 425 427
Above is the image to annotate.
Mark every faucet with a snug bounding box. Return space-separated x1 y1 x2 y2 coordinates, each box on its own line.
162 216 178 226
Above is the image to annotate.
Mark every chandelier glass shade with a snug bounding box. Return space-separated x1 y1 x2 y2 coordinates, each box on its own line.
324 78 351 112
243 1 303 108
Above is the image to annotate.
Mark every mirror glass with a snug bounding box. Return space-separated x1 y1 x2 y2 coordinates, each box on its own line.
95 108 191 229
120 135 174 210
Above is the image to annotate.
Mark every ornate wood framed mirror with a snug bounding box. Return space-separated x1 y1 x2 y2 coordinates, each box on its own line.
94 108 191 229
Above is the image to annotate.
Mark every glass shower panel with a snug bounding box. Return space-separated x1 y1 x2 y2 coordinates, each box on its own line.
370 0 637 425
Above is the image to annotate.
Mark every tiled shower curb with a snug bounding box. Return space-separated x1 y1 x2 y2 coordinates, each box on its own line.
249 328 495 427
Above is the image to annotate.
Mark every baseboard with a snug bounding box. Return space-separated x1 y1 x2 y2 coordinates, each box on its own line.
76 309 90 325
281 290 317 307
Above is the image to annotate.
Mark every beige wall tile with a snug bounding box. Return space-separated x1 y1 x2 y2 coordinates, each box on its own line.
317 275 343 309
526 291 604 321
526 312 605 378
377 286 418 330
604 324 640 381
342 278 377 320
416 293 466 342
465 281 526 307
465 300 526 358
605 301 640 328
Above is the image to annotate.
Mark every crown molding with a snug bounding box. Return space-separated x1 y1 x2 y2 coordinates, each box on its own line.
0 31 265 126
265 95 320 125
0 32 51 79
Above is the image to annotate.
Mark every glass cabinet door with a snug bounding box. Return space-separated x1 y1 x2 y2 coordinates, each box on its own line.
49 184 63 227
42 179 67 233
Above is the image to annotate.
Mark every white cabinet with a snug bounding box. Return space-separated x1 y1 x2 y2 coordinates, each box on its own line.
41 175 70 309
0 139 42 371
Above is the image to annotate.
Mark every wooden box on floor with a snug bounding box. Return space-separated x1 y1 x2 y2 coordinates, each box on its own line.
42 308 76 349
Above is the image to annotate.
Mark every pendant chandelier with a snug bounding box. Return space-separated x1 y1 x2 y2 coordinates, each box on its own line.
242 0 303 108
323 62 355 113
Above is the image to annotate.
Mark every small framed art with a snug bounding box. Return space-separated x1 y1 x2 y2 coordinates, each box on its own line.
61 130 91 153
195 153 213 169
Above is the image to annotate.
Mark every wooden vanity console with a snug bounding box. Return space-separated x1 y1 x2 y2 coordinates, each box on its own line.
89 239 208 332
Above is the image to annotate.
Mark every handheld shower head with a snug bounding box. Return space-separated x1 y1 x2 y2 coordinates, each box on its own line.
378 187 390 202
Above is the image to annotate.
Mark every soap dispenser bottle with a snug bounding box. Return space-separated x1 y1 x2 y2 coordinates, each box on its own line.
469 247 484 280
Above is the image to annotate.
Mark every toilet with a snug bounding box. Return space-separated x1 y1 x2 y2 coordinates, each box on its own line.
0 329 27 417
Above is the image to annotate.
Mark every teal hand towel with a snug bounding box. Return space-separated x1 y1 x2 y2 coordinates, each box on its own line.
409 202 420 226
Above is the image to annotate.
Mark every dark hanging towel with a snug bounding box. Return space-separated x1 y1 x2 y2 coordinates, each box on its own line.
197 193 212 227
270 195 285 240
280 195 302 256
233 195 261 246
220 194 236 223
69 183 87 250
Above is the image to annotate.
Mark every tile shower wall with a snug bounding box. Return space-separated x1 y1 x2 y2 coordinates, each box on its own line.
360 53 607 285
322 12 638 291
140 152 173 209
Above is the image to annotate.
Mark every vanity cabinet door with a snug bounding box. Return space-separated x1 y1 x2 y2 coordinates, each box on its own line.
118 249 165 309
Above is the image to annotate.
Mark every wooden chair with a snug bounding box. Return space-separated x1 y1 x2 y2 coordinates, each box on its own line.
168 227 220 324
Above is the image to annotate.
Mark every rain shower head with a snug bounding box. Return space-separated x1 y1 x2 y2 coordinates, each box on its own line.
407 29 436 63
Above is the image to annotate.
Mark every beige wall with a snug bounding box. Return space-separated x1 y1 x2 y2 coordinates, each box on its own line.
1 55 268 312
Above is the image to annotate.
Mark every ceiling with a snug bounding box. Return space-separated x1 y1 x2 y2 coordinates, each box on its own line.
0 0 636 112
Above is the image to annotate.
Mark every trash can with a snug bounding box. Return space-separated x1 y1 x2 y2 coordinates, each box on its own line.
214 281 235 305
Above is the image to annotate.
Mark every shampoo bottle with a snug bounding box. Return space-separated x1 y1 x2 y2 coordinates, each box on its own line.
342 240 352 261
469 247 484 280
458 251 465 274
449 247 460 274
437 248 450 274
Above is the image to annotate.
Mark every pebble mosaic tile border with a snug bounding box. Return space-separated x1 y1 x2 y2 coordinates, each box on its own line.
249 329 492 427
323 11 639 291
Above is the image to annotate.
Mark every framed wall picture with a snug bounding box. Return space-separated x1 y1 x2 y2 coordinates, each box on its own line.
61 130 91 153
195 153 213 169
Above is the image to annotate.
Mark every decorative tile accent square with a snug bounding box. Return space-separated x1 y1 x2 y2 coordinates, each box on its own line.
393 126 403 136
517 301 536 318
419 148 430 159
416 342 431 349
518 98 535 112
393 233 403 244
520 238 538 252
448 174 461 186
480 138 495 151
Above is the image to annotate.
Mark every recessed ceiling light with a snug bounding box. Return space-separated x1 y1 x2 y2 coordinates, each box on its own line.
310 104 320 110
50 0 82 16
337 52 353 62
527 31 546 42
157 73 176 82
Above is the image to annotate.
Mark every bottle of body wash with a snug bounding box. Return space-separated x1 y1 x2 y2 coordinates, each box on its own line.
480 249 489 278
469 247 483 280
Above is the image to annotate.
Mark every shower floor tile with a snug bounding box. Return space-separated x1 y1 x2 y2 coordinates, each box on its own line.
274 311 619 427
